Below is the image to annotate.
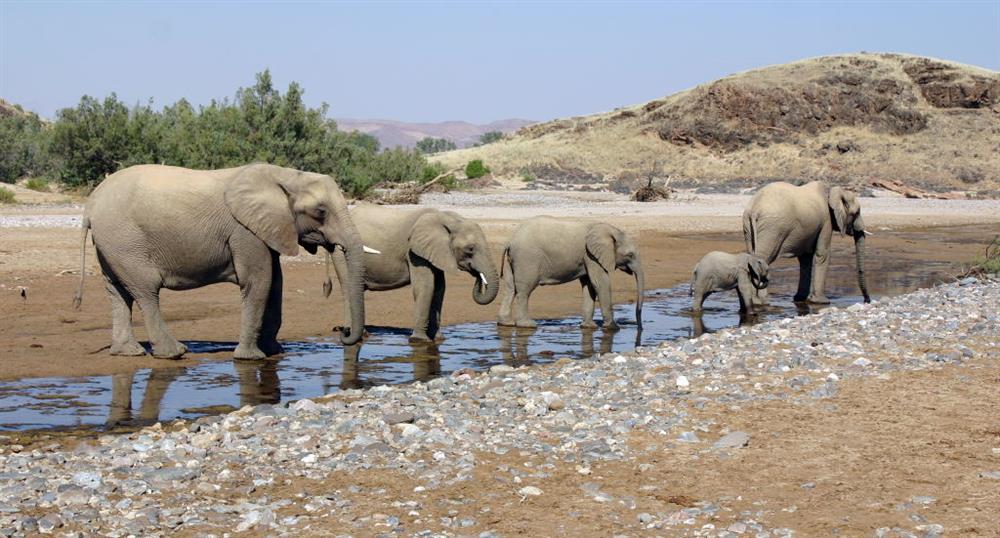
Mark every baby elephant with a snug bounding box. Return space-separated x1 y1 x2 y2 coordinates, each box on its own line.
499 217 644 330
691 251 769 313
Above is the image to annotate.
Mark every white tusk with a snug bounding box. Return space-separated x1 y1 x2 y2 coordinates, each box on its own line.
479 272 488 286
864 230 874 236
363 245 381 254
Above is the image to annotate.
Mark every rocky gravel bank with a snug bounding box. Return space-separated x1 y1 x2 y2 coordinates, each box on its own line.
1 279 997 537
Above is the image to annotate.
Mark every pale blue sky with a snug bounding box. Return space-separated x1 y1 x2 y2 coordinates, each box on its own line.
2 1 998 123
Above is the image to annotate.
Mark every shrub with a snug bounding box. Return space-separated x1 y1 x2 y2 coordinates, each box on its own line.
520 170 536 183
415 137 457 154
478 131 504 145
0 186 16 204
464 159 490 179
24 177 50 192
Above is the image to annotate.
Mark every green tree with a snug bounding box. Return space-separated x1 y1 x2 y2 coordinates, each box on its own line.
478 131 504 145
0 111 51 183
415 137 457 154
49 94 132 185
465 159 490 179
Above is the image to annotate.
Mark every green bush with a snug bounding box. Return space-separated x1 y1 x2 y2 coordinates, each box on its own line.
0 112 51 183
24 177 50 192
0 186 16 204
415 137 457 154
478 131 504 145
520 170 536 183
465 159 490 179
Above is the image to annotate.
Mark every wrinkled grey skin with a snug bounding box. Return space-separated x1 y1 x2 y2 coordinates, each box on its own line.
743 181 870 305
690 251 769 313
329 204 500 342
75 163 366 360
498 217 644 330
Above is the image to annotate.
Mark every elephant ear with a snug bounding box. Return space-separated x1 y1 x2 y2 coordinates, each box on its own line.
224 167 299 256
410 211 459 272
586 223 622 273
828 186 849 237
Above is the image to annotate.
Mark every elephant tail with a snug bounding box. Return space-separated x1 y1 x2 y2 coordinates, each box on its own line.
73 216 90 310
742 210 756 253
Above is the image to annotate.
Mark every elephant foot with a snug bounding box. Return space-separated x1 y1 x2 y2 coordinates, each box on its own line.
514 319 537 329
807 295 831 305
497 317 516 327
233 344 266 360
259 340 285 356
603 321 621 332
408 332 435 343
580 320 598 329
110 341 147 357
152 341 187 359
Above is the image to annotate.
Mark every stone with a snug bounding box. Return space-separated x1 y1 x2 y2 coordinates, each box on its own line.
713 431 750 449
518 486 543 496
676 375 690 389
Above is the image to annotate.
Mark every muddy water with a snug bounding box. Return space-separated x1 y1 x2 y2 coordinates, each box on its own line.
0 253 960 433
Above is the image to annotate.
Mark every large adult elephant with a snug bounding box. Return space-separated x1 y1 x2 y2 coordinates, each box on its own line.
75 163 367 359
498 218 644 329
742 181 870 305
328 205 500 342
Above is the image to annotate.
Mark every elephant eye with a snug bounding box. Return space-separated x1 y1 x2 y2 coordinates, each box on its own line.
463 245 475 255
313 207 327 220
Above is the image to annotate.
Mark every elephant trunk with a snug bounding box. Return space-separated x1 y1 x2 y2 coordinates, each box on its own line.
471 258 500 305
633 262 645 327
852 217 871 304
334 219 366 345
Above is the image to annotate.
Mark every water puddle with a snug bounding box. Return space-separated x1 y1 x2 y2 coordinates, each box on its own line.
0 255 959 433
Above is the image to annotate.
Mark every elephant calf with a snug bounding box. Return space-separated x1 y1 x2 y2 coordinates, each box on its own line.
690 251 769 313
498 218 644 330
328 204 499 342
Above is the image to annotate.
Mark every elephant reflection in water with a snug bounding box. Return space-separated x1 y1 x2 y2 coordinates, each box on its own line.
335 344 442 391
690 311 761 338
106 361 281 426
497 326 615 365
107 368 183 426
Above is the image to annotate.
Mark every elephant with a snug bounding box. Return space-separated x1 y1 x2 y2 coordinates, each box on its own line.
690 251 769 313
742 181 870 305
327 204 500 342
498 217 644 330
74 163 368 360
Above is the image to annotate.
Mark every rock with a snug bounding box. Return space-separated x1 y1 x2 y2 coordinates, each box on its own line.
713 431 750 449
383 411 415 425
978 471 1000 479
36 514 62 534
852 358 872 367
292 398 322 414
675 375 690 389
518 486 543 496
489 364 515 374
678 431 700 443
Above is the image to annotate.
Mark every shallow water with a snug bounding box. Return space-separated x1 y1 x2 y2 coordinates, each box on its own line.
0 254 958 432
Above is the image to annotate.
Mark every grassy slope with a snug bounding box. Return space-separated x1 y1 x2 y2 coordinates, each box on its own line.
434 53 999 192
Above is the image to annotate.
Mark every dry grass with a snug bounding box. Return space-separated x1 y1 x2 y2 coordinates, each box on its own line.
433 53 1000 193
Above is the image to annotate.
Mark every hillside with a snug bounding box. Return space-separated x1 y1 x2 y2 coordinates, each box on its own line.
335 118 535 149
434 53 1000 194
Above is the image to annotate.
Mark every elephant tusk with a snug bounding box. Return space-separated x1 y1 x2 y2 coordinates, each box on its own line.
363 245 381 254
863 230 874 236
479 272 488 286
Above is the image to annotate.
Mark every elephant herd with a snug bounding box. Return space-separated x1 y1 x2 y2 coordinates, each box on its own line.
75 163 870 361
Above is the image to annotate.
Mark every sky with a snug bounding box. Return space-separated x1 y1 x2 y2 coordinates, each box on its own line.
1 1 998 123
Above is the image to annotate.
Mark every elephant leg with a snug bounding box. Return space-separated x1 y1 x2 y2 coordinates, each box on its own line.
580 276 598 328
428 269 446 341
512 270 539 329
497 254 516 326
103 274 146 356
134 290 187 359
408 258 443 342
231 242 274 360
794 255 813 302
808 231 832 304
258 251 284 356
691 283 708 312
586 264 618 331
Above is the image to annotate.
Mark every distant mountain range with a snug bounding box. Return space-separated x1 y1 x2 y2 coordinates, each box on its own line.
334 118 536 150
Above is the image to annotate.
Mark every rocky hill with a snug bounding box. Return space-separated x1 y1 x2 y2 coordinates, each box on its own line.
434 53 999 194
335 118 535 149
